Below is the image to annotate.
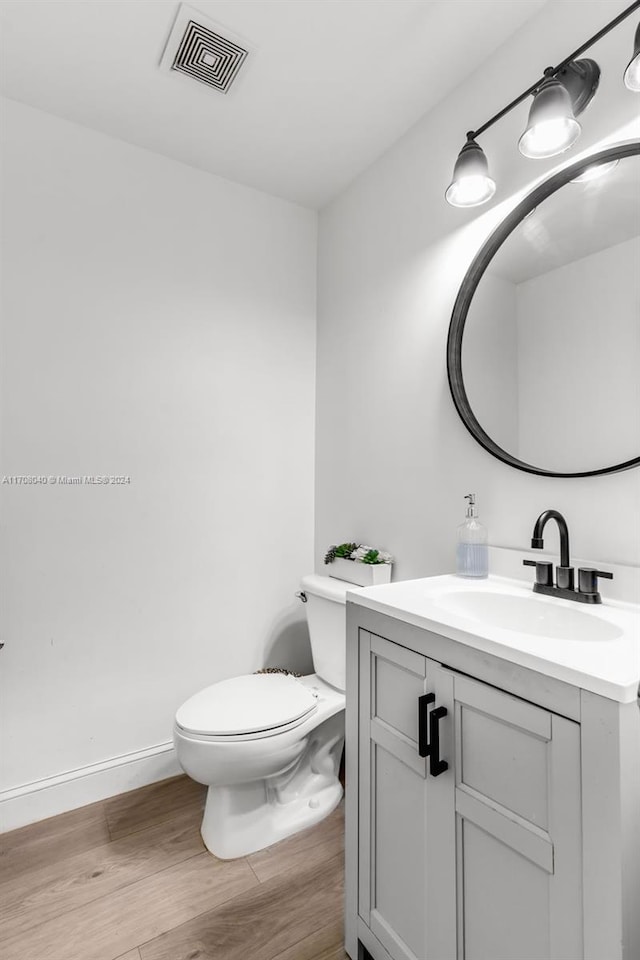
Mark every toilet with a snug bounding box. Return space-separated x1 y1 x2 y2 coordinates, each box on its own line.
174 574 351 859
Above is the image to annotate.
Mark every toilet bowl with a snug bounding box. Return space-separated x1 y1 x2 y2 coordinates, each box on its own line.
174 574 351 859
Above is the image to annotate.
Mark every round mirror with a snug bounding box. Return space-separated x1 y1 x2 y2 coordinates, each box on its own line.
447 141 640 477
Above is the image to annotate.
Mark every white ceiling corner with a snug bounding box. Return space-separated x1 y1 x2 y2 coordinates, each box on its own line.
0 0 549 208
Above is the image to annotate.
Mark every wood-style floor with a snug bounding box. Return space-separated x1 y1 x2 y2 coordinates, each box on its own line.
0 776 347 960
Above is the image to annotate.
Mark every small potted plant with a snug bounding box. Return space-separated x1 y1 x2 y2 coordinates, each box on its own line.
324 542 393 586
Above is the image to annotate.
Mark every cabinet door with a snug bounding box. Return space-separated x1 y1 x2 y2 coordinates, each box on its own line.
449 673 583 960
358 632 456 960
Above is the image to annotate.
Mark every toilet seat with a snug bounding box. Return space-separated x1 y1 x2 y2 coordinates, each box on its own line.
175 673 318 739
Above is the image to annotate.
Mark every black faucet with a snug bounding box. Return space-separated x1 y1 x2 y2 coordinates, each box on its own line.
532 509 573 589
523 509 613 604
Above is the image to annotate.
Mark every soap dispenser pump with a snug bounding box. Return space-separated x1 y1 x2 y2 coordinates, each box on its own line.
456 493 488 579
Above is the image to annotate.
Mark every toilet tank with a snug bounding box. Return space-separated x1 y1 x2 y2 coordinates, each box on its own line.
300 574 354 691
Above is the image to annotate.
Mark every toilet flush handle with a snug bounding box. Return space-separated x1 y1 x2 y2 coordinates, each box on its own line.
295 591 307 603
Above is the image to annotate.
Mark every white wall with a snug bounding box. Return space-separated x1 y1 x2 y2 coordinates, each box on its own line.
0 99 317 819
316 0 640 582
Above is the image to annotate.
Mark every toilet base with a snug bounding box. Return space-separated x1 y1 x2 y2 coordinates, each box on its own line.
202 778 343 859
200 711 345 859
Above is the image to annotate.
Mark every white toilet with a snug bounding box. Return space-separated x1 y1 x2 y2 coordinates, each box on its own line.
174 574 351 859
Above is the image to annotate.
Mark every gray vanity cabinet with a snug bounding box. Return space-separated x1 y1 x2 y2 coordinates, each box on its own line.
357 633 456 960
355 630 583 960
448 672 583 960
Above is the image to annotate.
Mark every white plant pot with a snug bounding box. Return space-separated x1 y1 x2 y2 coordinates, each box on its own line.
327 557 392 587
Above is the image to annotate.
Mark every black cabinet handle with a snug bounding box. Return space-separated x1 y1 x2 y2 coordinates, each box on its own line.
418 693 435 757
429 706 449 777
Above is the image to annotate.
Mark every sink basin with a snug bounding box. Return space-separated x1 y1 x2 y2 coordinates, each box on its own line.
433 590 623 642
348 573 639 702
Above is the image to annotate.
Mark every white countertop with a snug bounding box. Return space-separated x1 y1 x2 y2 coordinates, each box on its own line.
347 574 640 704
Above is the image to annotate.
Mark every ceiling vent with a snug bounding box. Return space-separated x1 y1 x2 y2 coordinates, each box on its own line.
160 4 252 94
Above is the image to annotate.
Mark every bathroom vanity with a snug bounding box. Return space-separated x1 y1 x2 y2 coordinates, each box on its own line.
344 575 640 960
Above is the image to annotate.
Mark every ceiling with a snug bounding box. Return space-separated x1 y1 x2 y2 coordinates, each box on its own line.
0 0 548 208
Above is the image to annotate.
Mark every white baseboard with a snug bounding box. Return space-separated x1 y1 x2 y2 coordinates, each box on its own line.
0 741 182 833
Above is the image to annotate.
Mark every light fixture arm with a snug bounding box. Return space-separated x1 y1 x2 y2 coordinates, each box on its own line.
468 0 640 141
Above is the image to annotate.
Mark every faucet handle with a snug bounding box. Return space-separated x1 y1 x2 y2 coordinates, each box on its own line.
556 566 575 591
523 559 553 586
578 568 613 597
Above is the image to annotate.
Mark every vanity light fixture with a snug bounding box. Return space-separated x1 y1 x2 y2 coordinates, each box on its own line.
517 76 581 159
446 1 640 207
445 136 496 207
624 22 640 90
519 58 601 160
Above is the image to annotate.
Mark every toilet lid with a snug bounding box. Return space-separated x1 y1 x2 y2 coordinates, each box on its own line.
175 673 318 736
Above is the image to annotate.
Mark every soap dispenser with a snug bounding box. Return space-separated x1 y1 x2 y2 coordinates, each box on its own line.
456 493 488 579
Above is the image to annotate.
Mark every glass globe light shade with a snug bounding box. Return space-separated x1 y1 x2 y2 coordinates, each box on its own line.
519 78 581 159
445 138 496 207
624 24 640 91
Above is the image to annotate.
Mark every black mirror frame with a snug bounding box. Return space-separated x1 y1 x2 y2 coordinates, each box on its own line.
447 140 640 478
